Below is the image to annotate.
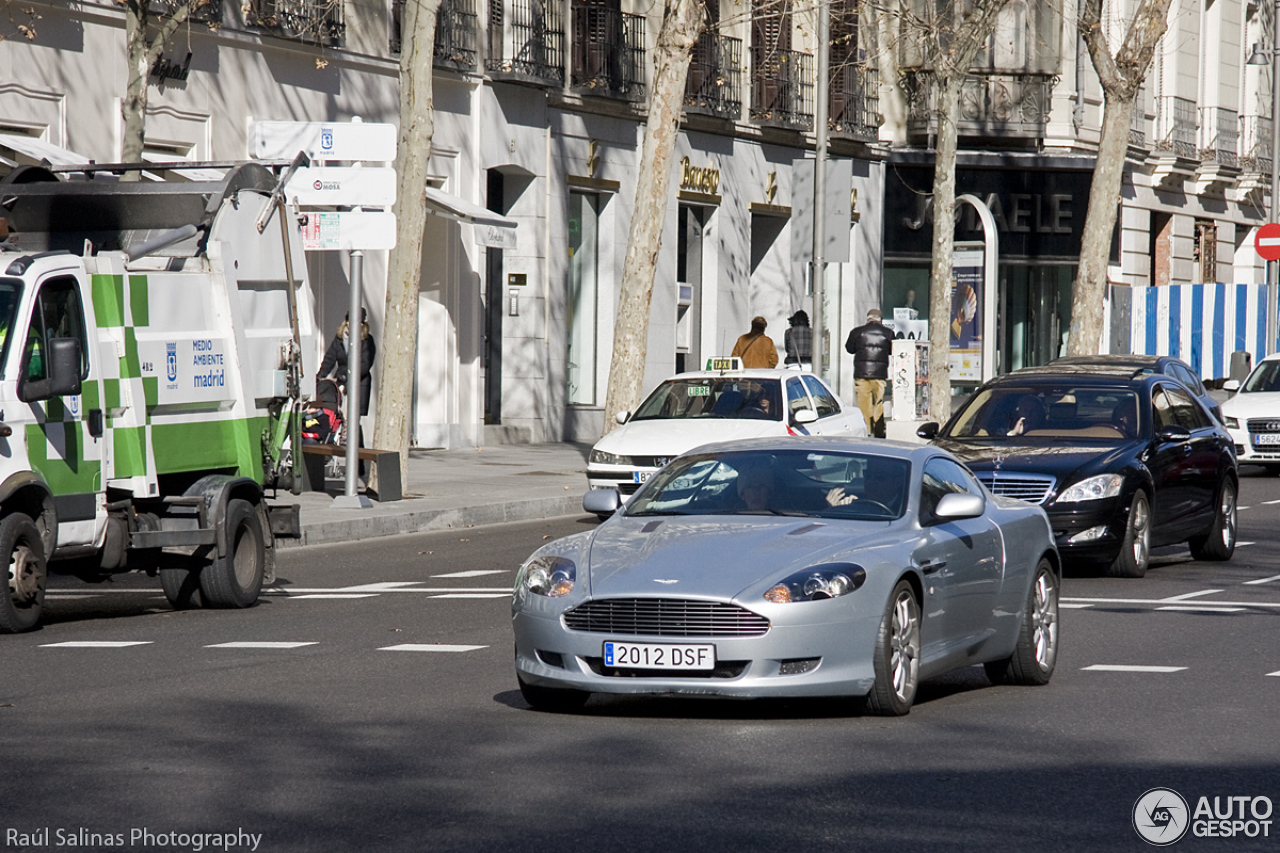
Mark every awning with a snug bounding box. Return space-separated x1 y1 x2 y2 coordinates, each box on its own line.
422 185 518 249
0 132 92 169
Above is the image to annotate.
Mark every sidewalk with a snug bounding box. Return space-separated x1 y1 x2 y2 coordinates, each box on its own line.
283 419 929 548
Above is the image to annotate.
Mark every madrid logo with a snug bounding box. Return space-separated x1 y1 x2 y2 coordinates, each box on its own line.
1134 788 1190 846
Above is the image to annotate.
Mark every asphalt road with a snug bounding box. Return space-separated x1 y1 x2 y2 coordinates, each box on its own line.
2 470 1279 853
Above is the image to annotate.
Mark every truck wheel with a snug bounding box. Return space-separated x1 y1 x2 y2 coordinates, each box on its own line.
199 499 265 608
1 513 48 633
159 559 203 610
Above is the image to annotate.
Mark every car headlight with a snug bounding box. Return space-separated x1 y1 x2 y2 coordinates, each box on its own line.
764 563 866 603
1056 473 1124 503
1224 415 1239 429
590 448 627 466
516 556 576 597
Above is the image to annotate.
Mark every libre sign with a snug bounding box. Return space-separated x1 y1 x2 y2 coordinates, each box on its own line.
1256 223 1280 262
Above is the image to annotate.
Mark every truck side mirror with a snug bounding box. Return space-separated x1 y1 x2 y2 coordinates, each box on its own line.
19 337 82 402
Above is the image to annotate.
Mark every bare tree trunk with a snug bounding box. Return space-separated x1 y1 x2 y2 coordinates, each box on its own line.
119 0 203 176
1068 0 1172 355
373 0 442 488
926 74 962 422
1066 95 1134 355
600 0 704 431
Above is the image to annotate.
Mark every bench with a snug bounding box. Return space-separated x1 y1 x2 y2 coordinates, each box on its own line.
298 444 402 502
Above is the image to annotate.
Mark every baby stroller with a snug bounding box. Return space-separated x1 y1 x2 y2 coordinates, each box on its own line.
301 378 345 446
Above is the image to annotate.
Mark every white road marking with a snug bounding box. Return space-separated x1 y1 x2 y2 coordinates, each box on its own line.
40 641 153 648
262 587 509 595
1059 603 1094 609
432 570 507 578
378 644 488 652
287 594 380 600
1238 541 1256 547
324 582 427 592
1160 589 1224 602
1062 597 1280 609
1156 606 1244 613
42 594 103 599
205 642 319 649
1082 664 1187 673
1244 574 1280 585
1268 671 1280 677
430 593 509 599
1262 499 1280 505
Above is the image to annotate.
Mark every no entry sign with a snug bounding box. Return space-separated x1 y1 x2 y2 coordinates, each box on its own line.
1257 223 1280 261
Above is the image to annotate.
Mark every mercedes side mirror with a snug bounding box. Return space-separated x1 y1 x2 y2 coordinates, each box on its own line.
916 422 940 440
1157 424 1191 443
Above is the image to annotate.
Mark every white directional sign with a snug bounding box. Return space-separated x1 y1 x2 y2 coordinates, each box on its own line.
301 211 397 251
252 121 397 162
285 167 397 207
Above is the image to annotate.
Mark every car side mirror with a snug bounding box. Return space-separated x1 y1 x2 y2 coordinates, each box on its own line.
615 411 630 425
1156 424 1191 443
934 492 986 520
793 408 818 425
19 337 82 403
583 488 621 516
1223 380 1240 392
916 422 940 440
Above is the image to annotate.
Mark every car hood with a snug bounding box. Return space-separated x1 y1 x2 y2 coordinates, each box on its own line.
934 437 1142 480
1221 391 1280 420
594 418 784 458
585 515 895 600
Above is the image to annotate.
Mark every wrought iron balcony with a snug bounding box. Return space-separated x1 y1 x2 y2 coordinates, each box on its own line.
750 48 813 130
1130 88 1147 148
487 0 565 85
390 0 478 69
1198 107 1238 168
571 3 646 101
685 32 742 120
246 0 344 45
1153 96 1197 159
152 0 222 24
902 72 1053 139
829 61 879 142
1239 114 1273 175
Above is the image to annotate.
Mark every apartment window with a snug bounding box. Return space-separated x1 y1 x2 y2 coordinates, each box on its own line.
1194 219 1217 284
247 0 344 45
568 192 601 406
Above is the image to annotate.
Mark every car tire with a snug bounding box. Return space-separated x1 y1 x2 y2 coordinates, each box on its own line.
985 558 1058 686
518 674 590 712
1188 478 1237 562
199 499 265 608
862 580 920 716
1106 491 1150 578
159 558 203 610
0 513 47 634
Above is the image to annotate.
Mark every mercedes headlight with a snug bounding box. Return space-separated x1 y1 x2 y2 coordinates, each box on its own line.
1056 473 1124 503
590 448 627 466
764 564 866 603
516 556 577 597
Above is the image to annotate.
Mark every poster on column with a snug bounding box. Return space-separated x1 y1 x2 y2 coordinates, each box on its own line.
949 246 984 382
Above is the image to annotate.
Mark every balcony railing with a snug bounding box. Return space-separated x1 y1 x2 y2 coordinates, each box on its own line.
901 72 1053 139
1239 114 1273 175
1154 96 1197 159
751 48 813 130
434 0 478 69
571 4 646 101
1130 88 1146 147
152 0 222 24
246 0 344 45
830 62 879 142
685 32 742 120
1195 106 1238 168
487 0 565 85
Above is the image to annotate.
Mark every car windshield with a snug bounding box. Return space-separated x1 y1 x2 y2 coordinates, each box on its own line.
1242 360 1280 393
0 279 22 377
948 385 1142 440
631 377 783 422
626 448 910 520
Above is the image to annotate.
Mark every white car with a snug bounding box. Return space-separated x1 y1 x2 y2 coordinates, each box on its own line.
1221 353 1280 473
586 362 868 499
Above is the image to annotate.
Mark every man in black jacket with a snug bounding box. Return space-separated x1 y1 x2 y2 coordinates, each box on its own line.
845 308 891 437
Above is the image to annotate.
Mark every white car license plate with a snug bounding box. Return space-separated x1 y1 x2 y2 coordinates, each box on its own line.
632 470 652 483
1255 434 1280 445
603 641 715 670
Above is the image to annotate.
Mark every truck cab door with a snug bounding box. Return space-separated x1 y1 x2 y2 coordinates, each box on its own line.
16 273 104 550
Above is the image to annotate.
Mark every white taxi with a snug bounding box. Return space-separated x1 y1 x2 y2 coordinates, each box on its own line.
586 359 868 499
1221 352 1280 473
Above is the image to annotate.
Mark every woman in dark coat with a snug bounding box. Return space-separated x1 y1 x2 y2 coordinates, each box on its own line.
319 309 376 473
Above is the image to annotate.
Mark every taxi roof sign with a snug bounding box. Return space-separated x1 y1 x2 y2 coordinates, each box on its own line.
705 357 743 372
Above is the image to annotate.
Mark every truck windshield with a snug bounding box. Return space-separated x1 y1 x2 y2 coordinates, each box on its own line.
0 278 22 376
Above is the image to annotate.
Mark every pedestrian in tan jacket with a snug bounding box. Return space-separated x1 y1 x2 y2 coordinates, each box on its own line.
731 316 779 369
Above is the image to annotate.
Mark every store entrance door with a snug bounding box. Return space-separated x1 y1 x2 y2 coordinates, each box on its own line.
1000 264 1075 373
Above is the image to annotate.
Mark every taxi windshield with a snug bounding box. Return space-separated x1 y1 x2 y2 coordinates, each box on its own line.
631 377 783 422
0 278 23 376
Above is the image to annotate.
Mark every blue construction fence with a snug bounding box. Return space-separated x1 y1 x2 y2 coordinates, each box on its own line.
1113 283 1278 382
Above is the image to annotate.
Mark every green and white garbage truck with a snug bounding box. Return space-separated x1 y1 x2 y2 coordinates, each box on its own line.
0 161 319 633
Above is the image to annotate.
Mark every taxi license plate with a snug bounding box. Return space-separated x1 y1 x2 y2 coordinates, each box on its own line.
632 470 652 483
1255 434 1280 445
603 641 715 670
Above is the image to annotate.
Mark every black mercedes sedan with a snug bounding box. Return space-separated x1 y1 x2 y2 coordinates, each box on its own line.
917 365 1238 577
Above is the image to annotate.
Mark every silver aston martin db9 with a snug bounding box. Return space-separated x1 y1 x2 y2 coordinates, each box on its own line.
512 437 1060 715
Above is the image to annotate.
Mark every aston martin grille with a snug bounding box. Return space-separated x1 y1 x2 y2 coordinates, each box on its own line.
563 598 771 637
975 472 1056 505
